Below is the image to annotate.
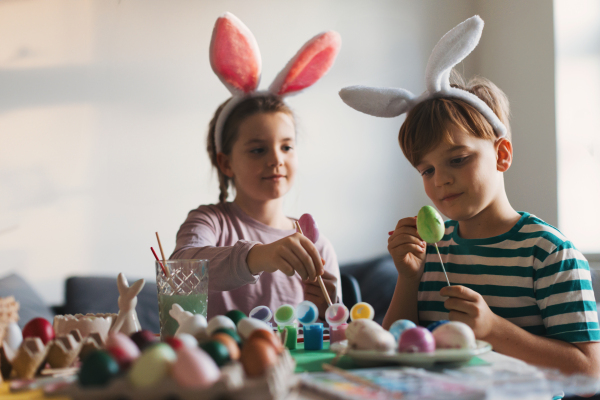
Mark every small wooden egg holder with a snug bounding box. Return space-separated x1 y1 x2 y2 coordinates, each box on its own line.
47 349 299 400
1 329 104 381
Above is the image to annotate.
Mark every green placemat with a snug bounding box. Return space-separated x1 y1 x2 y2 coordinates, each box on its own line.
289 342 490 372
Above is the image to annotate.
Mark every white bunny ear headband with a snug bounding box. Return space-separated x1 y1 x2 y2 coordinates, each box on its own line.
339 15 507 138
210 12 342 152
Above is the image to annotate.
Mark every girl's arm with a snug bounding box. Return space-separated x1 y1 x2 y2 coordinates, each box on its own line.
171 207 262 292
442 285 600 376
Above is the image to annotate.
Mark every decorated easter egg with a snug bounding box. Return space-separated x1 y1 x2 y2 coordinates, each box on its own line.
79 350 120 387
248 329 283 354
22 318 55 345
417 205 445 244
398 327 435 353
212 332 241 361
298 213 320 243
237 317 273 340
432 321 476 349
130 330 158 351
128 343 176 388
274 304 296 326
171 346 221 388
225 309 247 326
350 302 374 321
325 303 349 327
296 301 318 326
346 319 395 351
213 327 242 346
389 319 417 342
206 316 236 336
164 336 185 350
240 337 278 378
200 340 230 366
427 320 450 332
175 333 199 349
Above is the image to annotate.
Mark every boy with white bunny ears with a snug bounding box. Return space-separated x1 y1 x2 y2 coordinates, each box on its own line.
341 16 600 376
172 13 341 320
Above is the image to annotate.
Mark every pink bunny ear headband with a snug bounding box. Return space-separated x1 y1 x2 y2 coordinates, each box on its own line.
339 15 507 138
210 12 342 152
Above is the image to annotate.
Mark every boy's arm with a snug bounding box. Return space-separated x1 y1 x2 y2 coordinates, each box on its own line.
382 277 420 329
442 285 600 377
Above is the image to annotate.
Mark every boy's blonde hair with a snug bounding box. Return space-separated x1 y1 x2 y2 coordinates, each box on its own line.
399 71 511 167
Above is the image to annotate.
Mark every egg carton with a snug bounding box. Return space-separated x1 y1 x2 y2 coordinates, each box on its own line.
0 297 19 345
46 349 299 400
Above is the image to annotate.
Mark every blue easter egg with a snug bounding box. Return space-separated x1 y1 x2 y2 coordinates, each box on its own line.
389 319 417 341
427 320 450 332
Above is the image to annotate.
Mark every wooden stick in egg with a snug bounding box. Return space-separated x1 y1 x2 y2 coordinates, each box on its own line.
417 206 451 287
295 220 333 307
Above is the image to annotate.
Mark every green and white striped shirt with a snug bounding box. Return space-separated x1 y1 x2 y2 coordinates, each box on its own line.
418 212 600 343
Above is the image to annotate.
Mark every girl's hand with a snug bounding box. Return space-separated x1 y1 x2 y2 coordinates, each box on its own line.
246 233 324 282
440 285 498 340
304 269 337 318
388 217 427 282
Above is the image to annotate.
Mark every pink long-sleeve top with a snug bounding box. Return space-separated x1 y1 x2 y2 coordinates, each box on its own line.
171 202 340 320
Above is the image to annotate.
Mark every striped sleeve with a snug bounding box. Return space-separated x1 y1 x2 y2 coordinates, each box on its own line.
534 242 600 342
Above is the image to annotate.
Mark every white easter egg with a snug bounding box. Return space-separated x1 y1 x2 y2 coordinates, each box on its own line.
236 318 272 339
432 321 476 349
206 316 236 336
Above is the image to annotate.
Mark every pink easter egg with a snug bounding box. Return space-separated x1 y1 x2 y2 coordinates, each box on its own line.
398 327 435 353
298 213 320 243
105 332 140 368
171 346 221 388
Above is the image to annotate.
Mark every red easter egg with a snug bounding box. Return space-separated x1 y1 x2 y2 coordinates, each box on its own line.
22 317 55 345
164 336 184 350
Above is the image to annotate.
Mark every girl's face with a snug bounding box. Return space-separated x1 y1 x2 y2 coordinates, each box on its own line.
221 112 297 203
415 128 508 221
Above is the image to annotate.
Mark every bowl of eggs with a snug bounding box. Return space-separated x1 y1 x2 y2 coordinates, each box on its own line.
342 318 492 367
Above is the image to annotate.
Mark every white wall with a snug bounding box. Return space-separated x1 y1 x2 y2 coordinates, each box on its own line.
0 0 556 304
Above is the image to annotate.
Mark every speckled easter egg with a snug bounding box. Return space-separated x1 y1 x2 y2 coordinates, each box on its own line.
432 321 476 349
389 319 417 342
417 205 445 244
237 317 272 340
78 350 120 387
346 319 396 351
398 327 435 353
128 343 176 388
206 316 236 336
171 346 221 388
200 340 231 367
225 310 247 326
240 337 278 378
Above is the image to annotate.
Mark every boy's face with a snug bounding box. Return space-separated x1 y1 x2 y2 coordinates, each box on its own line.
415 128 509 221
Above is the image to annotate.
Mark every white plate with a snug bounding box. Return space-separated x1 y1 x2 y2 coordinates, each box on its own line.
346 340 492 367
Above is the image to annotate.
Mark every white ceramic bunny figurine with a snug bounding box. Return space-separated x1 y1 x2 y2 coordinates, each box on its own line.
169 303 207 337
110 273 145 336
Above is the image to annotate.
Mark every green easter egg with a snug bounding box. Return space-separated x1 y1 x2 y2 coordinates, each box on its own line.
417 206 445 244
79 350 120 387
225 310 247 326
200 340 231 367
213 327 242 346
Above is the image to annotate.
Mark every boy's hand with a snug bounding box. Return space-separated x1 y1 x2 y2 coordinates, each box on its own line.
388 217 427 282
440 285 498 340
304 269 337 318
247 233 324 282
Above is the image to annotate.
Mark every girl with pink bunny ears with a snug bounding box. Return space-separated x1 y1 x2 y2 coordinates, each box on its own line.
171 13 341 320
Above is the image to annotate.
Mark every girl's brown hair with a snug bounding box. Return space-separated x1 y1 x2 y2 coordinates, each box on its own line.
398 71 510 167
207 94 295 203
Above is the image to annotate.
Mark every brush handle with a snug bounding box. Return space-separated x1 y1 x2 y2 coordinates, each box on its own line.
434 243 451 286
295 221 332 306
